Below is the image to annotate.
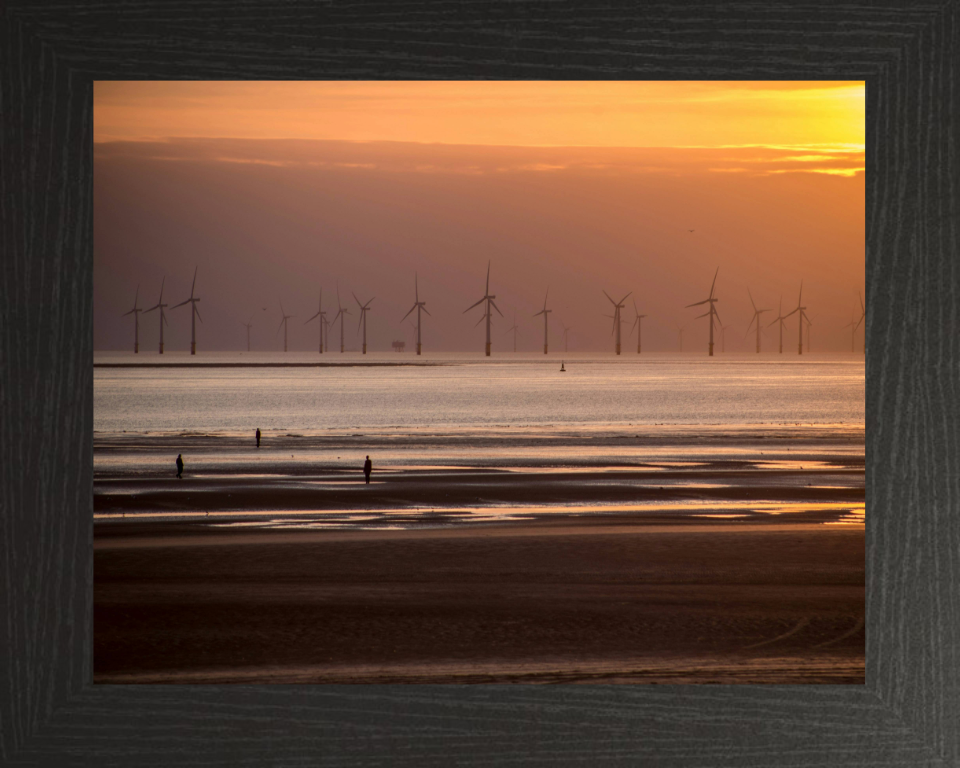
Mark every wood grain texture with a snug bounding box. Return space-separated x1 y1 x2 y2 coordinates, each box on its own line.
2 1 956 764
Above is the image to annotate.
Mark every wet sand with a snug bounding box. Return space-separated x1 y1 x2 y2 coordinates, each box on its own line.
95 519 864 684
94 426 864 684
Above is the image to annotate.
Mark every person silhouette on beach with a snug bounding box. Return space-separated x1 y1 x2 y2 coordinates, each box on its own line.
256 428 261 448
176 453 183 479
363 455 372 484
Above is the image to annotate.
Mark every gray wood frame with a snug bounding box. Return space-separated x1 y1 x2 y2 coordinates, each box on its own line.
2 2 955 764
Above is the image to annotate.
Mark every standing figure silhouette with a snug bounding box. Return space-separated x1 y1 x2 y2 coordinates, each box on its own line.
176 453 183 479
256 428 261 448
363 455 372 484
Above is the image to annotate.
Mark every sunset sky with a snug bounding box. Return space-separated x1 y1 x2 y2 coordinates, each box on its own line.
94 81 864 352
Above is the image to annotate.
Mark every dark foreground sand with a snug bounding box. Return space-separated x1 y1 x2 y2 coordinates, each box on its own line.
95 518 864 684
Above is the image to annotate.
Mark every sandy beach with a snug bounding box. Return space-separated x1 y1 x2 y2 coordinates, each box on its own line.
94 426 864 684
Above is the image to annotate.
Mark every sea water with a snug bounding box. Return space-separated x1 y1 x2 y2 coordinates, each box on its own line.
94 351 865 434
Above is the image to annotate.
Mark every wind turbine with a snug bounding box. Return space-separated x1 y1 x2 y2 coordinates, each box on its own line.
400 273 430 355
353 292 375 354
560 321 572 353
276 300 294 352
122 285 143 353
332 286 351 353
171 266 202 355
603 290 631 355
304 289 326 354
744 288 771 354
783 281 808 355
767 295 788 353
855 291 865 354
842 312 857 352
804 314 813 353
533 289 552 354
464 261 503 356
504 313 521 352
676 322 685 352
685 267 721 356
144 277 168 354
631 299 647 354
719 322 729 353
241 315 253 351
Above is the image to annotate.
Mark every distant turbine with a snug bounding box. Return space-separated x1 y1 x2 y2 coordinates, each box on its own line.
767 295 788 353
685 267 721 356
744 288 771 353
855 291 865 354
304 289 326 354
400 273 431 355
353 292 375 354
719 323 729 353
630 299 647 354
171 267 202 355
560 321 572 352
783 281 808 355
464 261 503 356
533 289 552 354
332 285 351 353
842 311 857 353
276 300 295 352
603 290 632 355
676 322 685 352
804 314 813 353
144 277 169 354
504 312 521 352
122 285 143 353
241 315 253 351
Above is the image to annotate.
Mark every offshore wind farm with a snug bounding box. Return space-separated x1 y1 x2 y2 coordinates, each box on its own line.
94 81 864 686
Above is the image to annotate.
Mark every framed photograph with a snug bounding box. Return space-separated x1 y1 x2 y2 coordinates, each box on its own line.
4 2 953 765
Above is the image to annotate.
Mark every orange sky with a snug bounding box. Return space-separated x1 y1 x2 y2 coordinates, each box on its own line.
94 82 864 352
95 81 864 159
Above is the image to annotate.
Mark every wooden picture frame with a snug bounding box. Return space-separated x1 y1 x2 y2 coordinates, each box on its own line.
2 2 954 764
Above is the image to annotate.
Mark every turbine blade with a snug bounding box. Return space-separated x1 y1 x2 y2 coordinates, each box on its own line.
464 296 485 313
474 313 486 328
783 307 799 319
491 300 504 317
618 292 632 304
305 311 320 324
171 298 190 309
421 306 431 317
277 318 284 335
859 291 864 313
602 289 615 305
415 272 419 303
712 306 722 326
709 267 719 299
401 305 417 322
747 287 756 312
162 313 168 327
159 276 165 303
533 309 545 317
686 299 708 308
195 306 202 323
486 261 490 294
695 311 710 319
190 266 197 297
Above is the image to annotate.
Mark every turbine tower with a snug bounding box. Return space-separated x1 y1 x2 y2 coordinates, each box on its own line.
504 313 521 352
276 300 294 352
533 289 552 354
744 288 771 353
332 286 351 353
464 261 503 356
783 281 808 355
144 277 168 354
122 285 143 353
842 312 857 352
171 267 202 355
685 267 720 356
400 273 431 355
560 321 572 352
855 292 865 354
603 290 631 355
242 316 253 352
353 292 375 354
631 300 647 354
305 289 326 354
767 296 788 353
